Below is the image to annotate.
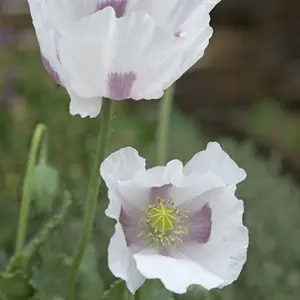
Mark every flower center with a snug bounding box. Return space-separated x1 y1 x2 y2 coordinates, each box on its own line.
139 197 188 247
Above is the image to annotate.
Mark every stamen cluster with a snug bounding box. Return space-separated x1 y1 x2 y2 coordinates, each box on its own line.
139 197 188 247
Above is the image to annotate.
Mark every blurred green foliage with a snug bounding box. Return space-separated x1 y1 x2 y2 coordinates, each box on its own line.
0 43 300 300
0 272 34 300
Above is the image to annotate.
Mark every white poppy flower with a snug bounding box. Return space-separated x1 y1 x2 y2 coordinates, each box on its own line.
27 0 221 117
100 142 249 294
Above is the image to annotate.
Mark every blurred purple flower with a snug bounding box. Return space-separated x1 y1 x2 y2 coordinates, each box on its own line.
0 88 16 108
0 71 17 108
0 29 15 48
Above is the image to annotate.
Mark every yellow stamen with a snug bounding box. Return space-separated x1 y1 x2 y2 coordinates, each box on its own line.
139 196 188 247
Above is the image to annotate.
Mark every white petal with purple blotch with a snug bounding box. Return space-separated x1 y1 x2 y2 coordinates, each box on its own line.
34 27 63 85
109 223 146 293
178 187 249 288
28 1 106 118
57 8 181 101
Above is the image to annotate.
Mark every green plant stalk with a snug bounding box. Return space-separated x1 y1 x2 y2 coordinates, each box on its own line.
23 198 72 267
8 197 71 272
38 126 49 165
67 98 115 300
156 85 175 165
15 124 48 261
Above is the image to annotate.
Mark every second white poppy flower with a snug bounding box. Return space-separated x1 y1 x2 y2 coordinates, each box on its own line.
100 142 248 294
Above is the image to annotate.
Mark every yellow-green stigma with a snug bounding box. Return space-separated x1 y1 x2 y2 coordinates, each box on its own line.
140 197 188 247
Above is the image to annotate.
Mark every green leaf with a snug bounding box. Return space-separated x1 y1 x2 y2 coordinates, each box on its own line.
138 280 174 300
32 163 59 212
0 272 35 300
102 280 134 300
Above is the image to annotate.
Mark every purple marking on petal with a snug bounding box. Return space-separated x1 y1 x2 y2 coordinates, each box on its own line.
107 72 136 100
149 184 172 204
188 203 212 244
119 207 138 247
41 55 63 86
97 0 128 18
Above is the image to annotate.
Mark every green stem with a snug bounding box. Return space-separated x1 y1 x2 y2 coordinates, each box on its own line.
38 127 49 165
0 290 8 300
15 124 48 260
8 196 71 272
156 85 175 165
67 98 115 300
